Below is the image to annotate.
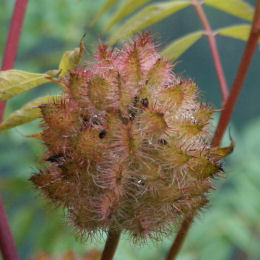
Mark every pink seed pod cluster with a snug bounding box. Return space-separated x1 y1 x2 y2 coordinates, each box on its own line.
30 33 232 241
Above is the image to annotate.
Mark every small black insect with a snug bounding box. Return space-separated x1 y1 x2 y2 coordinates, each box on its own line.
159 139 168 145
141 98 149 107
217 163 224 173
46 153 63 163
99 129 107 139
82 117 89 126
133 95 139 106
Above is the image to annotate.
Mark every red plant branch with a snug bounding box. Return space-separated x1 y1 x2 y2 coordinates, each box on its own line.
166 1 260 259
0 0 27 121
212 0 260 146
165 214 194 260
0 0 28 259
100 230 121 260
191 0 229 103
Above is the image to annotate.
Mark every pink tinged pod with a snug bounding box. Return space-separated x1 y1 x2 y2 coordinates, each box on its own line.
30 32 233 242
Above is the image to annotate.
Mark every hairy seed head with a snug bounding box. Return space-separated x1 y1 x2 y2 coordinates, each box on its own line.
30 32 233 242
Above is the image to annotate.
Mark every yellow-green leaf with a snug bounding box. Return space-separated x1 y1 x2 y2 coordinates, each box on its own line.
0 95 61 131
23 130 43 139
0 70 51 101
104 0 152 32
59 46 83 77
92 0 120 25
204 0 254 21
161 31 203 61
218 24 251 41
46 69 60 78
108 1 191 45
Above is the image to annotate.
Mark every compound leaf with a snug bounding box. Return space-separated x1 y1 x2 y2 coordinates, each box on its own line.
217 24 251 41
204 0 254 21
161 31 203 60
108 1 191 44
0 70 51 101
0 95 61 131
92 0 120 25
104 0 152 32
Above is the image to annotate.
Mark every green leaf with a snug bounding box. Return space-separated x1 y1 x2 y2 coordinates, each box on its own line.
161 31 203 60
108 1 191 44
104 0 152 32
0 70 51 101
23 130 43 139
0 177 30 193
11 207 35 245
59 44 84 76
92 0 120 25
0 95 61 131
204 0 254 21
218 24 251 41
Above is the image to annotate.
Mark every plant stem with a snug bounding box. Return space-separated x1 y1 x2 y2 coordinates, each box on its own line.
100 230 121 260
191 0 229 103
212 0 260 146
166 214 194 260
0 0 28 259
166 1 260 259
0 0 27 121
0 198 19 260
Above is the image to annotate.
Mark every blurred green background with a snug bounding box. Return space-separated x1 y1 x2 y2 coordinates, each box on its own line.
0 0 260 259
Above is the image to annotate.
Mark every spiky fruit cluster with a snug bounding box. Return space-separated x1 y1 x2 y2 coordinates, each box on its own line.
30 33 232 241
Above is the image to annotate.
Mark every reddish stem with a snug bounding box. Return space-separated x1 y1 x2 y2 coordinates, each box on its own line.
100 230 121 260
166 1 260 259
165 214 194 260
191 0 229 103
0 0 27 121
0 0 28 259
212 0 260 146
0 198 19 260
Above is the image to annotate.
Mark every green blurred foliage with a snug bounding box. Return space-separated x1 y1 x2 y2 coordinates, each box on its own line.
0 0 260 260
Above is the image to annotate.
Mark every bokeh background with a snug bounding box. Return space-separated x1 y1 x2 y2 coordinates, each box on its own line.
0 0 260 259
